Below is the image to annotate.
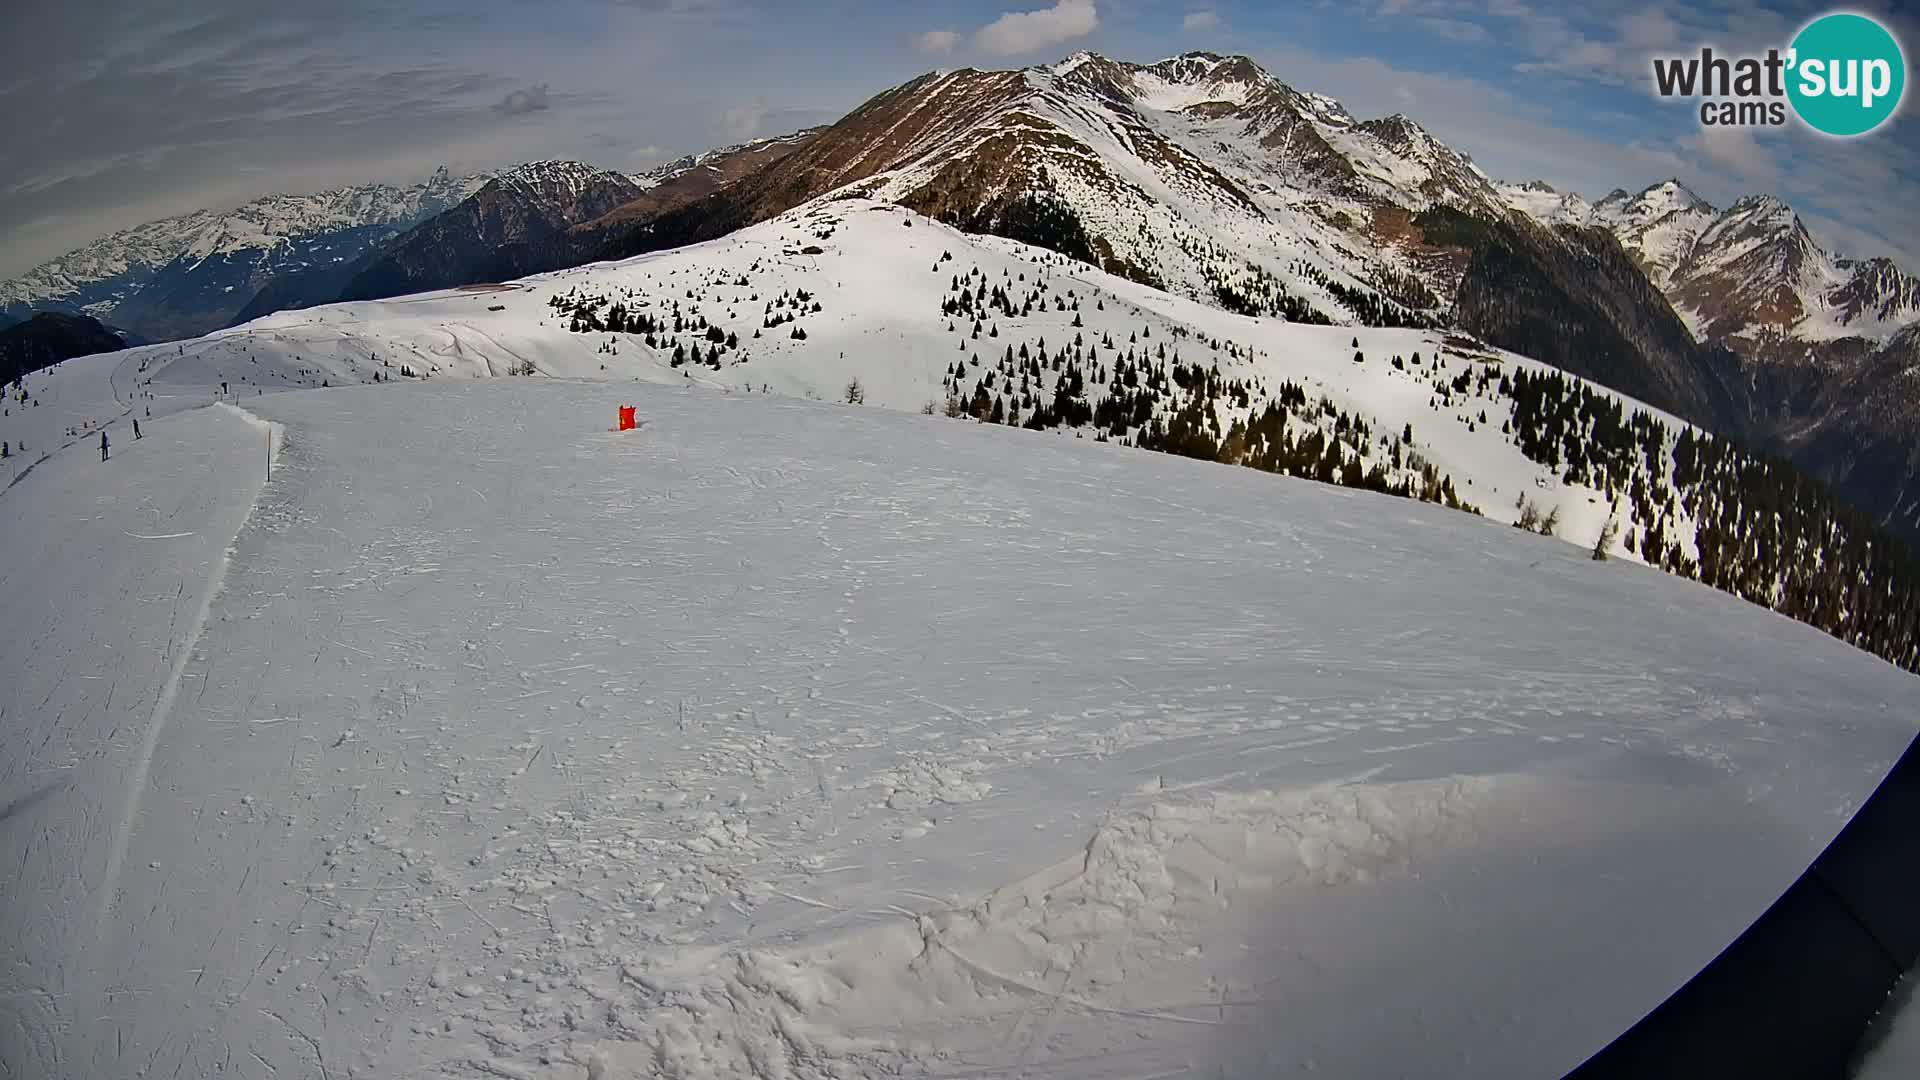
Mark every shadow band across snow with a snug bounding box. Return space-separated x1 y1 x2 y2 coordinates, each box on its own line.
1569 731 1920 1079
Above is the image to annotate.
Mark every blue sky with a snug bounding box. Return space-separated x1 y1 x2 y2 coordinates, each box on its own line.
1 0 1916 276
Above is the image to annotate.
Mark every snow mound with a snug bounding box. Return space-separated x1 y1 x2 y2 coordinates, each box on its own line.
588 774 1504 1079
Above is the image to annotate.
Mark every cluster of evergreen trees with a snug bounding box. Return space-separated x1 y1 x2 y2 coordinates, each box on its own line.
1502 367 1920 673
1288 260 1439 329
546 271 825 372
1204 260 1332 324
928 283 1477 514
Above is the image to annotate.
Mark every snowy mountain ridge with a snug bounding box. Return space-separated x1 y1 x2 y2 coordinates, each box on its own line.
1500 177 1920 345
0 167 490 312
629 129 823 191
490 160 639 204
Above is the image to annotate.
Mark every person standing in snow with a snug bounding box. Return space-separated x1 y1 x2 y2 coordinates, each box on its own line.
133 418 142 440
100 430 110 462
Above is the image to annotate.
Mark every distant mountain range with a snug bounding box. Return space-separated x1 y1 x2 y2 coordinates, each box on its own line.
1499 177 1920 347
3 52 1916 542
0 168 488 340
1491 178 1920 538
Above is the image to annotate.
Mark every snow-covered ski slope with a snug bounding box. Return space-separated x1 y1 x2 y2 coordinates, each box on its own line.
96 198 1702 564
1 354 1914 1077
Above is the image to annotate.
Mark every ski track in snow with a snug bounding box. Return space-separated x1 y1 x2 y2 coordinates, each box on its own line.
93 404 282 939
0 397 274 1078
0 353 1915 1077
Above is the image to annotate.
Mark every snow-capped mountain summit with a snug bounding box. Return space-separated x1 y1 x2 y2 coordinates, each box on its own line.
1593 178 1712 224
1503 177 1920 346
1665 193 1826 340
0 167 488 339
1499 174 1920 537
490 160 630 202
1590 180 1719 292
611 50 1536 338
1495 179 1594 227
1658 191 1920 346
1496 178 1719 289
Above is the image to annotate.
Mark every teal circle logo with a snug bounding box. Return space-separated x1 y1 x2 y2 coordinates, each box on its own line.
1787 12 1906 136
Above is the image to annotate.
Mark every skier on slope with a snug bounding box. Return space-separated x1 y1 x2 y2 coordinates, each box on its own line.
133 418 142 440
100 430 109 462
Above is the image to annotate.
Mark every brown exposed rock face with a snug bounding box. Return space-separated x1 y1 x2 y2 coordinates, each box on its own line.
1366 206 1472 299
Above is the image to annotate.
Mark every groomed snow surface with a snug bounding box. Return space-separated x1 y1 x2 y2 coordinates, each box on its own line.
2 345 1916 1079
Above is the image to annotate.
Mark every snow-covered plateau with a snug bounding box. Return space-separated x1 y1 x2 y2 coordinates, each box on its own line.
1 201 1916 1080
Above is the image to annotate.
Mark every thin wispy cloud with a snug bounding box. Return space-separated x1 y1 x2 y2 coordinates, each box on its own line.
1182 11 1218 32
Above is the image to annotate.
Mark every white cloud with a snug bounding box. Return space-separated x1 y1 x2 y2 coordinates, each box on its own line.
974 0 1099 57
913 29 960 54
626 144 665 165
1182 11 1219 32
1684 126 1779 184
718 99 767 141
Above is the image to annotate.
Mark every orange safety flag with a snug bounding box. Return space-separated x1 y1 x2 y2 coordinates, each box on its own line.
617 405 636 431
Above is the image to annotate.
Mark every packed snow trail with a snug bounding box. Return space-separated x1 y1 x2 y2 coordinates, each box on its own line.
0 351 132 493
0 402 273 1078
0 343 260 495
3 377 1915 1078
